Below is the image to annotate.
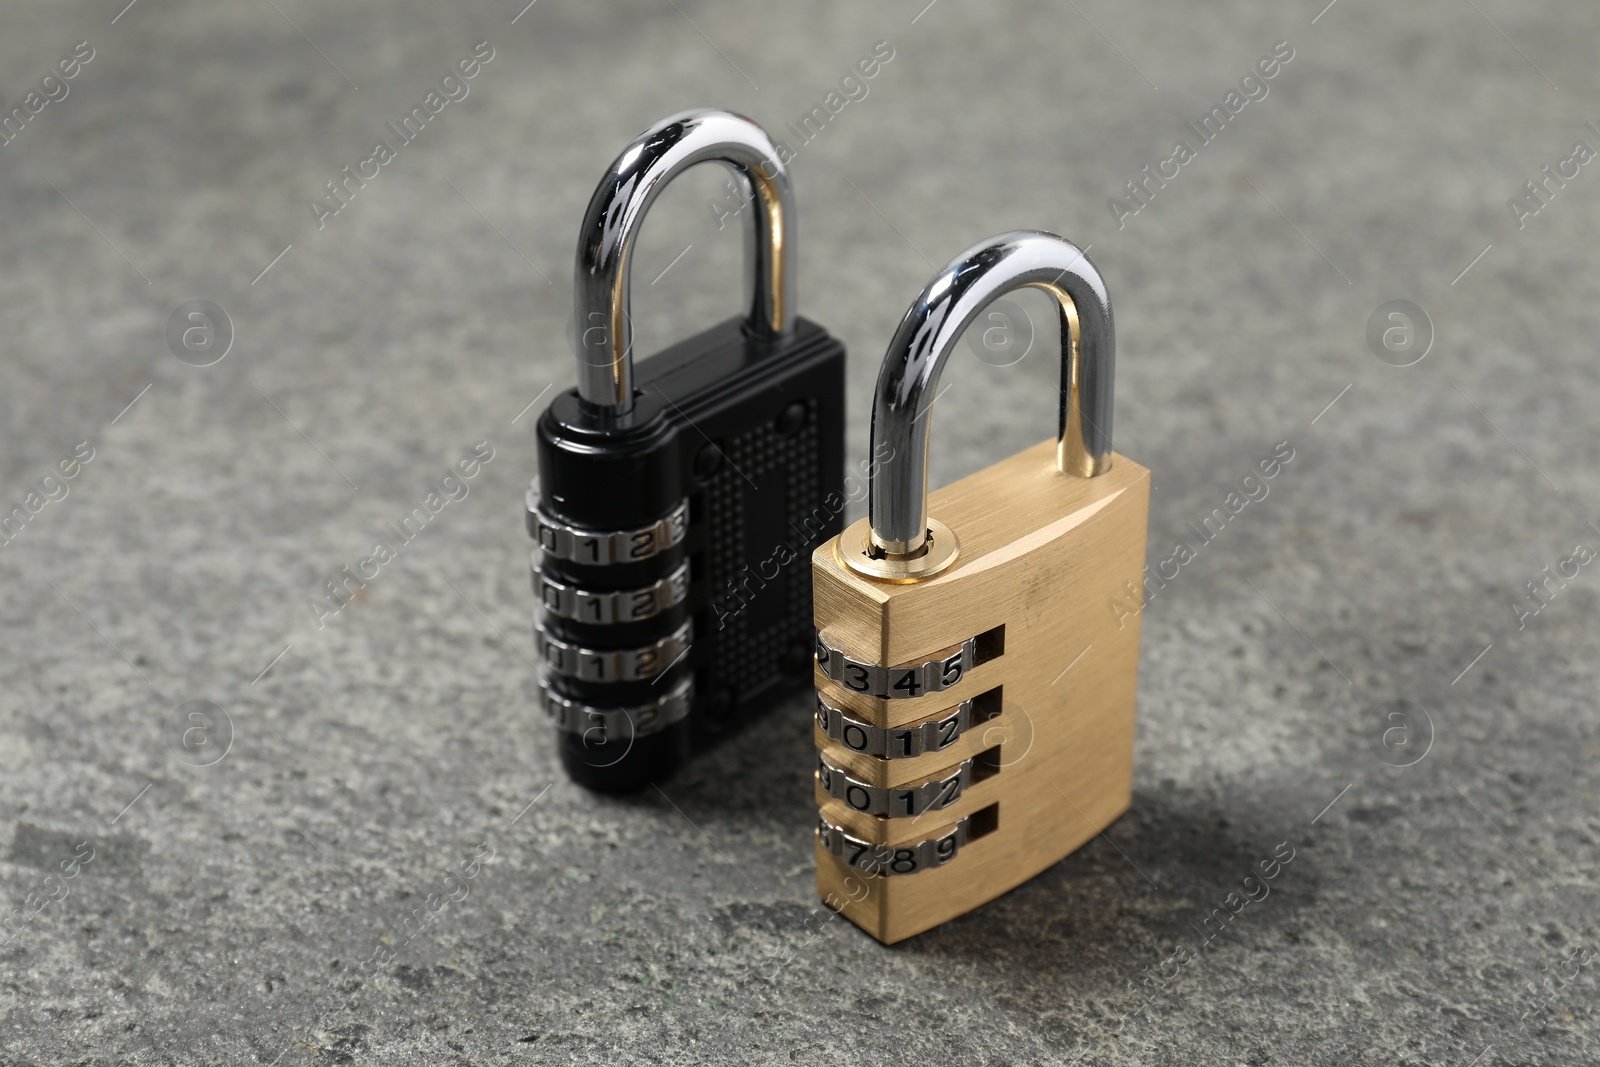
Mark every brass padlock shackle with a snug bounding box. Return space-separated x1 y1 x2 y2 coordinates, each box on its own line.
868 230 1114 559
574 108 796 414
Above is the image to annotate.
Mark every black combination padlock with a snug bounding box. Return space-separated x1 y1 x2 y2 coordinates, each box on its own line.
528 109 846 791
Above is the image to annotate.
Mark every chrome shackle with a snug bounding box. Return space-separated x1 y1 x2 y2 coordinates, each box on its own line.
573 108 796 414
866 230 1115 558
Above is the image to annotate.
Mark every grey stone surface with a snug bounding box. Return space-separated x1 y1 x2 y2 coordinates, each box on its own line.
1 1 1597 1064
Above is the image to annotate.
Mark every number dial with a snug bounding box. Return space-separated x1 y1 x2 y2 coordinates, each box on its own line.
816 752 972 817
815 694 973 759
533 557 690 624
535 620 692 682
816 814 969 876
814 631 977 699
527 490 689 566
539 675 693 741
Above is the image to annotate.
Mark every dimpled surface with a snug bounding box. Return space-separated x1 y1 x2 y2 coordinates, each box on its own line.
0 1 1596 1065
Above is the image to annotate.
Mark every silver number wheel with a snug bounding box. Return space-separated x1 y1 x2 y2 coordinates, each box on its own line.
539 675 693 741
815 631 977 699
816 814 970 876
814 693 974 759
535 619 693 683
527 486 689 566
533 557 690 624
816 752 973 818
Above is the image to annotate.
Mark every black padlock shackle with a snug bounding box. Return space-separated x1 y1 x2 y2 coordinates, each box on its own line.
867 230 1114 558
573 108 796 414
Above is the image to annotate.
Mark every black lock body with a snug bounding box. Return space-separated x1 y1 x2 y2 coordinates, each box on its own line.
532 316 845 789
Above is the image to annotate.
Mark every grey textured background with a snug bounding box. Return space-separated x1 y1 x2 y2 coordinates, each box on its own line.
2 1 1597 1064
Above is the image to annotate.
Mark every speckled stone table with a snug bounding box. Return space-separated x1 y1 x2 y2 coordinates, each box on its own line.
2 1 1597 1064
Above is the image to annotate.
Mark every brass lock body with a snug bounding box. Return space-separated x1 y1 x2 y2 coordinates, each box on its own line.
812 231 1150 943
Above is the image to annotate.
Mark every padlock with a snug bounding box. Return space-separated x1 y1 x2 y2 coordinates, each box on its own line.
811 230 1150 943
529 109 846 791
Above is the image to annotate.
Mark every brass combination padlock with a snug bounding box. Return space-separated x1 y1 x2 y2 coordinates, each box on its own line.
811 230 1150 943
